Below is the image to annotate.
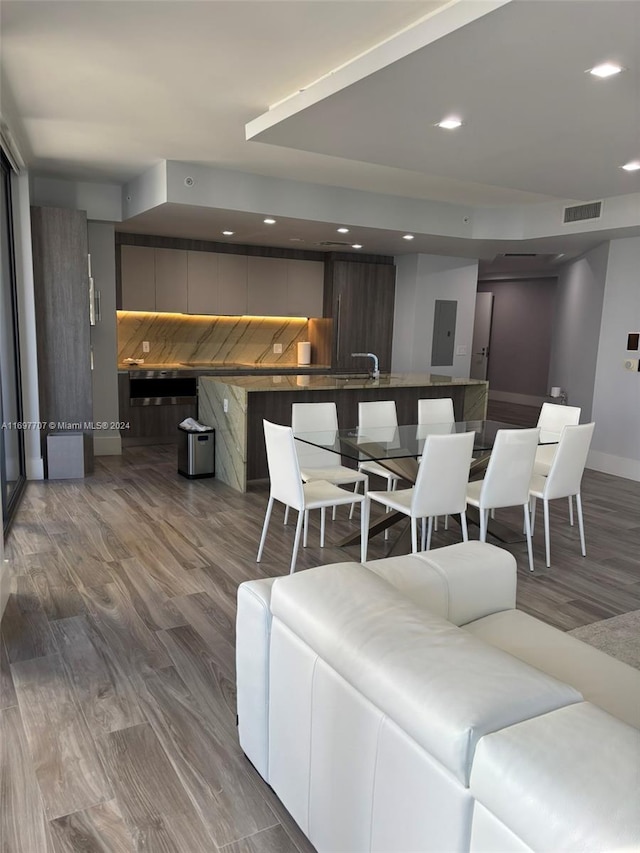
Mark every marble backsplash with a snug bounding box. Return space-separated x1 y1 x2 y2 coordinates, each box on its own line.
117 311 322 366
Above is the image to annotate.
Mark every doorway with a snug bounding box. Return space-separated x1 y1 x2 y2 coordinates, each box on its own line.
470 292 493 380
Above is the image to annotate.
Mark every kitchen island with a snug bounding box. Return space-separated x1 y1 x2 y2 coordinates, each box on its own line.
198 373 488 491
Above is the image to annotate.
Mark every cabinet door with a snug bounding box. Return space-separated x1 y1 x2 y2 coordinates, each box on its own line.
187 251 219 314
247 256 288 316
286 259 324 317
121 245 155 311
218 254 248 314
155 248 188 313
332 262 396 371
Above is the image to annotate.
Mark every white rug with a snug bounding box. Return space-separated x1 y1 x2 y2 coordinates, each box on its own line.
568 610 640 670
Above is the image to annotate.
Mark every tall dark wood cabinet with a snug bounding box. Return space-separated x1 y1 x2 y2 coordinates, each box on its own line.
30 206 93 458
322 259 396 372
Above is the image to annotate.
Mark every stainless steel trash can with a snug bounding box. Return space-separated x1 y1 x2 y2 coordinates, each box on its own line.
178 426 215 478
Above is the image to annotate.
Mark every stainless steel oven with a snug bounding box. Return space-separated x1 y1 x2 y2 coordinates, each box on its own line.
128 369 197 406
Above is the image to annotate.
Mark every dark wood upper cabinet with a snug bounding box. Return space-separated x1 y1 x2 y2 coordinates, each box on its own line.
322 259 396 372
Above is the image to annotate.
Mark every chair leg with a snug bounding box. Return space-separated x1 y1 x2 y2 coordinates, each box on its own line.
284 505 289 525
290 511 304 574
426 516 434 551
444 515 449 530
523 504 534 572
480 508 488 543
460 511 468 543
421 517 426 551
568 495 574 527
320 507 326 547
349 481 360 520
530 496 537 535
576 492 587 557
410 518 418 553
543 499 551 568
360 498 370 563
303 509 309 548
256 496 274 562
434 516 438 532
332 505 337 521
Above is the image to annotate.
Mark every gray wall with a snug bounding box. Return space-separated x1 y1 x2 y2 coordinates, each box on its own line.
392 253 477 377
477 277 557 399
548 242 609 419
590 236 640 479
88 222 121 455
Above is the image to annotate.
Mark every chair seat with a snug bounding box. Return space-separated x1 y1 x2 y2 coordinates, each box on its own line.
368 487 414 514
303 479 365 509
533 444 556 476
300 465 367 486
359 459 400 481
529 472 547 498
465 479 483 506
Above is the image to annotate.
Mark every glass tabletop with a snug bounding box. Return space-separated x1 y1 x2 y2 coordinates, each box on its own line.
294 420 556 463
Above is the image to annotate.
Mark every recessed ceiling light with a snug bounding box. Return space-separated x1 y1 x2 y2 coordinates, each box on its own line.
264 218 276 224
588 62 623 78
222 230 234 236
352 244 363 249
622 160 640 171
403 234 415 240
337 227 350 233
436 117 463 130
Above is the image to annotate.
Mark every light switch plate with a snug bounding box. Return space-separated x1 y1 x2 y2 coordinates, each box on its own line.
142 341 150 352
623 358 638 371
273 343 283 354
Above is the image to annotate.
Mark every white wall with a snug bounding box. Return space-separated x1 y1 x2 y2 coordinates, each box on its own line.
589 237 640 480
88 223 121 455
392 253 478 377
548 243 609 420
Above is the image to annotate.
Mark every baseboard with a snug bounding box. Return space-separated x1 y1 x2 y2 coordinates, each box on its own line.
587 450 640 482
93 434 123 456
488 390 547 408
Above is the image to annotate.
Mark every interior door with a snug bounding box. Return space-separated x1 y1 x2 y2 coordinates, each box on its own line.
470 292 493 380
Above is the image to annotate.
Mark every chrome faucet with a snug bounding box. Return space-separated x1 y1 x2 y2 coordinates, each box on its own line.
351 352 380 380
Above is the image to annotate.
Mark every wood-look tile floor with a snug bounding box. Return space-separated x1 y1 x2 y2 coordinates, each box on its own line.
2 407 639 852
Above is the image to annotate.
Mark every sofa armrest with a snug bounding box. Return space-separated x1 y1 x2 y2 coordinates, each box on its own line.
365 541 517 626
236 577 277 780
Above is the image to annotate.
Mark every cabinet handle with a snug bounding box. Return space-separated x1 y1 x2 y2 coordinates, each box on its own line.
336 294 341 361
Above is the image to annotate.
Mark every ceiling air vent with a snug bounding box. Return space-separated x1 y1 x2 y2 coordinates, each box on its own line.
316 240 354 247
503 253 537 257
563 201 602 224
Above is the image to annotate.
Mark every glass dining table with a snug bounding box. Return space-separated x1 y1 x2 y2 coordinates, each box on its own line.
293 420 558 549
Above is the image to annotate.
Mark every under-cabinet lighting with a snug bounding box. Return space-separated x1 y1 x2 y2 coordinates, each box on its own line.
622 160 640 171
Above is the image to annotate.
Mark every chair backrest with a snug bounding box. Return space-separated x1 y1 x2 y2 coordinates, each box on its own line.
412 431 475 518
292 402 340 469
537 402 581 436
418 397 455 425
543 422 595 500
480 428 540 510
358 400 399 444
263 420 305 511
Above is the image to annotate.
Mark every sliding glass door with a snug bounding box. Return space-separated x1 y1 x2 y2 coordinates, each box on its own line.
0 149 26 533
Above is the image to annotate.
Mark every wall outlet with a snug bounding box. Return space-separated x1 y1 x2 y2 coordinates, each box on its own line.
273 342 283 354
623 358 639 372
142 341 150 353
223 398 229 413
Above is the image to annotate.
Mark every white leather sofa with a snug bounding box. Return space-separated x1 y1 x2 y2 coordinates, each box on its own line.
236 542 640 852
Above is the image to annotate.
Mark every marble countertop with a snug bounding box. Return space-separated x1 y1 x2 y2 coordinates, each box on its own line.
199 373 488 392
118 362 332 374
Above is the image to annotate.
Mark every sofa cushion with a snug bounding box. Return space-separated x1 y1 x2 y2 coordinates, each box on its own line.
270 562 582 784
470 702 640 852
465 608 640 728
365 541 516 626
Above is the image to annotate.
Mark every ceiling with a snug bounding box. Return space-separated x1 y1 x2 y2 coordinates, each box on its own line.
1 0 639 273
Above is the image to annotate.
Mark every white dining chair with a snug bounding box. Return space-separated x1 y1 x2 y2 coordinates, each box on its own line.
534 402 581 475
291 402 368 521
257 420 367 573
363 431 475 559
417 397 455 530
465 428 540 572
357 400 402 538
529 422 595 568
417 397 455 426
